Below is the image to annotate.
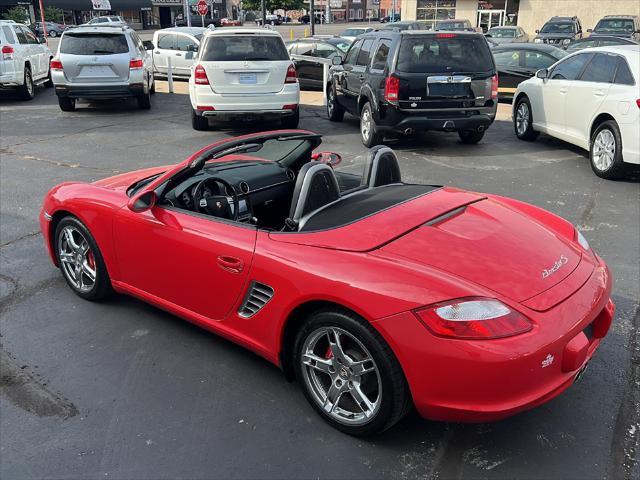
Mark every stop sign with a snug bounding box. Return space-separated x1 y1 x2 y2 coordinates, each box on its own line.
197 0 208 16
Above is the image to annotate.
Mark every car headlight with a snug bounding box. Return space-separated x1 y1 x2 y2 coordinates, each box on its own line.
414 298 533 340
562 38 571 45
534 38 542 43
575 228 591 252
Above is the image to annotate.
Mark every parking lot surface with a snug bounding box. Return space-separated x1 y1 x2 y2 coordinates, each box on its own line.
1 86 638 479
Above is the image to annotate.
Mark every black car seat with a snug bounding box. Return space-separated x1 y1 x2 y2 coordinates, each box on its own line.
361 146 402 188
286 161 340 230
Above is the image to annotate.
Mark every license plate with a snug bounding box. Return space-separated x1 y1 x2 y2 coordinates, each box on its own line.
239 73 257 84
80 66 114 77
427 83 469 97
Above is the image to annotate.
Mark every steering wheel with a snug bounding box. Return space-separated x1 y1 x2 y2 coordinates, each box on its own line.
192 177 239 221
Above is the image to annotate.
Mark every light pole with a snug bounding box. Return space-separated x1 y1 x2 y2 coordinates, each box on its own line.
183 0 191 27
310 0 315 35
261 0 266 27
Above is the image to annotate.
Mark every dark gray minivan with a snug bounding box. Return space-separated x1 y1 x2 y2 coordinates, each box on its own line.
326 30 498 146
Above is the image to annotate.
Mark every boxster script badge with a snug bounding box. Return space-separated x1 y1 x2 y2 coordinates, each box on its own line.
542 254 568 279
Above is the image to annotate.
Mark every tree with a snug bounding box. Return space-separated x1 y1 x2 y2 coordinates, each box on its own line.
43 6 64 23
242 0 304 13
3 6 28 23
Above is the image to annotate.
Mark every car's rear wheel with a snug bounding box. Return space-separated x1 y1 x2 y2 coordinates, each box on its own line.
590 120 626 180
360 102 383 148
191 109 209 130
514 96 539 141
18 66 35 101
294 309 411 436
58 97 76 112
137 80 151 109
327 86 344 122
54 216 112 301
281 108 300 128
458 129 485 144
44 59 54 88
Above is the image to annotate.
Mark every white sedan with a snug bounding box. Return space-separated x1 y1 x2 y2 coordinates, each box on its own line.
513 45 639 179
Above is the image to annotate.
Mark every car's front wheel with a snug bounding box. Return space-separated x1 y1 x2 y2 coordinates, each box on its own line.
294 309 411 436
590 120 626 179
54 216 112 301
514 96 539 141
49 30 57 37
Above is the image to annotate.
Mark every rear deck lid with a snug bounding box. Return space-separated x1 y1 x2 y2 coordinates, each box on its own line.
199 33 291 94
59 32 131 83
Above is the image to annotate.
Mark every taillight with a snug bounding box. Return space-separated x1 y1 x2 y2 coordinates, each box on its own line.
285 64 297 83
436 33 456 38
50 59 63 71
194 64 209 85
1 45 14 60
636 99 640 109
129 58 143 69
491 74 499 100
414 298 532 340
282 104 298 110
196 105 214 111
384 74 400 103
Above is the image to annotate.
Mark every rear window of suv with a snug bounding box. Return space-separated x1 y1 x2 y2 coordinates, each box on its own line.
397 35 494 73
200 35 289 61
60 33 129 55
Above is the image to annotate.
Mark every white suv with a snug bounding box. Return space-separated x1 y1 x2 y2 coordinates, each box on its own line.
189 28 300 130
0 20 53 100
513 45 639 179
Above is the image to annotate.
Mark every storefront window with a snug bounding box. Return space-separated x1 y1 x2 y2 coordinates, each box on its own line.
417 0 456 29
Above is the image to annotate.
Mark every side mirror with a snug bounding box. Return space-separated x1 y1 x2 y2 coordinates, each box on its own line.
331 55 342 65
143 40 154 50
587 28 592 33
312 151 342 167
535 29 540 34
536 68 548 79
128 190 157 213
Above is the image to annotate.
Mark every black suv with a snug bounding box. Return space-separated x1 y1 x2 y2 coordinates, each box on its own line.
326 31 498 147
588 15 640 41
534 16 583 47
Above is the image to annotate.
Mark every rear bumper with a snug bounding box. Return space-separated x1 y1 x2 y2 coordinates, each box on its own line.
373 254 613 422
55 83 145 99
620 121 640 165
0 72 22 87
189 82 300 113
377 105 497 133
195 108 297 121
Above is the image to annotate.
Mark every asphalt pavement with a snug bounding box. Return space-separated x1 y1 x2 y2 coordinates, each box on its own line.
0 84 638 480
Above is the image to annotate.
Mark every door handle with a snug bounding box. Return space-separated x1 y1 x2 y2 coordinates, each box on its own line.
175 53 182 57
594 90 605 97
559 88 567 94
216 256 244 274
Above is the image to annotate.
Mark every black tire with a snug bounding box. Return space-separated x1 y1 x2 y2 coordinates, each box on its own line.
360 102 383 148
326 85 345 122
18 66 35 101
49 30 57 38
458 129 485 144
44 59 54 88
191 108 209 130
281 108 300 129
590 120 627 180
293 308 411 436
150 77 156 94
513 96 539 141
137 81 151 109
54 216 112 301
58 96 76 112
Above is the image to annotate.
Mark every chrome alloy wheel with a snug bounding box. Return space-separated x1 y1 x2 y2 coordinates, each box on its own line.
25 71 34 96
57 226 96 293
592 129 615 171
301 327 382 425
516 102 529 136
327 89 335 116
361 107 372 142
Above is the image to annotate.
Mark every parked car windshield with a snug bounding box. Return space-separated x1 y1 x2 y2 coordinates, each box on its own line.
342 28 366 36
436 21 467 30
60 33 129 55
397 35 493 73
489 28 516 38
594 19 635 33
328 39 351 52
200 35 288 61
540 22 575 34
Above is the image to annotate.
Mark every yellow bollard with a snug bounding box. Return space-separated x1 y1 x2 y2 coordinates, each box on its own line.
304 27 308 38
290 28 293 40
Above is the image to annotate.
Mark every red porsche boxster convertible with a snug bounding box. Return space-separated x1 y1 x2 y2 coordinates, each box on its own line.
40 130 614 435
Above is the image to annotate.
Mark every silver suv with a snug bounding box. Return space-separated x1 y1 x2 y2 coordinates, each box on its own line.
51 25 155 111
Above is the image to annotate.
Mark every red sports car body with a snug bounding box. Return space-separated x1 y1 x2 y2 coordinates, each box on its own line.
40 130 614 435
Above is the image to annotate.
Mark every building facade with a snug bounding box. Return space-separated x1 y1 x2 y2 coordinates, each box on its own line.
399 0 640 33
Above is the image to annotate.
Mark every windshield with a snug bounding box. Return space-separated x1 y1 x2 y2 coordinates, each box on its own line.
540 22 575 34
330 40 351 52
489 28 516 38
342 28 364 36
200 35 289 61
594 19 635 33
60 33 129 55
397 35 493 73
382 23 412 31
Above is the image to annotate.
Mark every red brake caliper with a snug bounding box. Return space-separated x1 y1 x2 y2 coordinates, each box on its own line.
87 250 95 270
325 346 333 360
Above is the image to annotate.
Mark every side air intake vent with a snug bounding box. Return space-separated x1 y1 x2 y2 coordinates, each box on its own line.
238 281 274 318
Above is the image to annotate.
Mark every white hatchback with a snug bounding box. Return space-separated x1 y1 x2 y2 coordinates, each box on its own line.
513 45 640 179
188 28 300 131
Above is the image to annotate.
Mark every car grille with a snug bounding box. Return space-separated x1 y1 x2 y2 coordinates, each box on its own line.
238 281 274 318
543 38 564 44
